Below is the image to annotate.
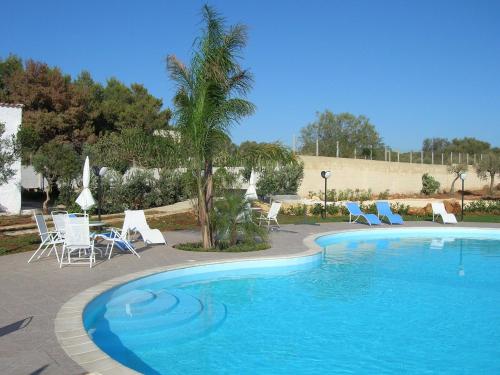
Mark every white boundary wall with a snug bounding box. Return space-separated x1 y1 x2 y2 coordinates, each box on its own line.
0 104 22 214
298 155 486 197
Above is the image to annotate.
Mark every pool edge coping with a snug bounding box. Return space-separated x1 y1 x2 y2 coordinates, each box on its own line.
55 225 500 374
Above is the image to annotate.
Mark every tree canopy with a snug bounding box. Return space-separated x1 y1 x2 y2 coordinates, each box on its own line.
475 151 500 194
0 122 18 185
422 137 491 155
299 111 384 157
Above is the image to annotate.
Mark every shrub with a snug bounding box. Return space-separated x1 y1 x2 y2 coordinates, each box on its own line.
360 202 377 214
257 162 304 198
286 204 308 216
390 202 410 215
421 173 440 195
464 200 500 214
55 169 190 214
378 189 390 200
212 193 268 250
310 203 323 216
326 204 340 216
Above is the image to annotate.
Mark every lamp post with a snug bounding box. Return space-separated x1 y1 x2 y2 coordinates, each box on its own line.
460 172 466 222
320 170 331 219
92 166 108 221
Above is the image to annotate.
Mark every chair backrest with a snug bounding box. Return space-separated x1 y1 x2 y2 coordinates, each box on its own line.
376 201 392 216
64 216 90 247
267 202 282 219
431 202 446 215
51 211 68 234
34 214 50 242
124 210 150 232
346 202 362 215
68 212 86 218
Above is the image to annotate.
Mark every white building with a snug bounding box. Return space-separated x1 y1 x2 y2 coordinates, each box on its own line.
0 103 23 214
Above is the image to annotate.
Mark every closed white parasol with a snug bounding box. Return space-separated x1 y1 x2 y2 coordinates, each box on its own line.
75 156 95 213
245 169 258 201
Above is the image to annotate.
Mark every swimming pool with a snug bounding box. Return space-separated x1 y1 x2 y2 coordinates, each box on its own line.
83 228 500 374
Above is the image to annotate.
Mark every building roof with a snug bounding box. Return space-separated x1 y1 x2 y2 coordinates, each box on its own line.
0 103 24 108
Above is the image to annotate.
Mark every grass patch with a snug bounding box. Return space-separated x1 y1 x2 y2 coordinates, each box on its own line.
0 234 40 256
175 241 270 252
144 212 199 231
461 215 500 223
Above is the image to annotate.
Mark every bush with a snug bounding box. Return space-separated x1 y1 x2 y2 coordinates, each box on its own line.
378 189 390 200
212 193 268 250
257 162 304 198
326 204 339 216
283 204 308 216
421 173 440 195
464 200 500 214
310 203 323 216
390 202 410 215
56 169 190 214
322 188 373 202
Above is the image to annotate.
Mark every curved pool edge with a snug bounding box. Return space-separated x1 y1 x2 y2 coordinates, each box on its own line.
55 246 324 374
55 225 500 374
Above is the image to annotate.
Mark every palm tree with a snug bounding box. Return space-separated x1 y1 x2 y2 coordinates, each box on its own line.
167 5 255 248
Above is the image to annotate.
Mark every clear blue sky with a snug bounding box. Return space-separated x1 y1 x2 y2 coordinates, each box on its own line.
1 0 499 150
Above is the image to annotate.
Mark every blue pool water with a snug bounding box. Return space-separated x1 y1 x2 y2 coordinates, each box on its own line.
83 228 500 374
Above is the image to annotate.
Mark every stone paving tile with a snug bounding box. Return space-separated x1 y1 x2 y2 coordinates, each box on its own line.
0 221 498 374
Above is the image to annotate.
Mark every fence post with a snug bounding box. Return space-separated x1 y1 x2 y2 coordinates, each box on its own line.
431 151 434 164
410 151 412 163
421 150 423 164
370 145 373 160
466 153 469 165
336 141 339 158
354 147 357 159
315 137 319 156
450 152 453 164
441 153 444 165
458 153 461 164
481 153 483 161
473 154 476 164
389 149 391 162
397 151 400 162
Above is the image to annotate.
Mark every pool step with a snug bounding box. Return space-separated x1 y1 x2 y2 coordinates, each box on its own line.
89 289 227 349
105 290 180 321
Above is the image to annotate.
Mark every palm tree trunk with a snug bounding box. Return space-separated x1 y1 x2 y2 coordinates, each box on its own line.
197 160 215 249
198 194 211 248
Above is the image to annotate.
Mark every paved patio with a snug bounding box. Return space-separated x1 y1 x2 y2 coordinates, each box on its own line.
0 221 499 375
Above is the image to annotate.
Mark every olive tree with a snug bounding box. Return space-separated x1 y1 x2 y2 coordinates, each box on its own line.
475 152 500 194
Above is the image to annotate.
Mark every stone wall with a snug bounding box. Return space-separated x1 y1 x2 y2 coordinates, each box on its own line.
298 155 486 197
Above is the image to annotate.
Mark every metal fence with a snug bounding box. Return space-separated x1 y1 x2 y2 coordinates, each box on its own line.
292 137 485 166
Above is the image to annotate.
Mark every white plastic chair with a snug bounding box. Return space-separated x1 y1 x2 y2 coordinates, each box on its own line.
60 216 95 268
124 210 166 245
28 214 64 263
258 202 282 229
431 202 458 224
51 210 68 238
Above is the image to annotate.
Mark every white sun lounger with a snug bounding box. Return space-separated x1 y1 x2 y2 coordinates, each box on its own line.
124 210 167 245
431 202 457 224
